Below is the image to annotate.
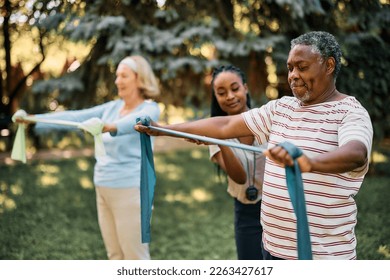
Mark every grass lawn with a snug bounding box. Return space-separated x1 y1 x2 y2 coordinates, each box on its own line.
0 147 389 260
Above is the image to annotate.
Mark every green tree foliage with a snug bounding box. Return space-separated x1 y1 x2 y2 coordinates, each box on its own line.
1 0 389 141
31 0 285 110
334 1 390 141
0 0 48 132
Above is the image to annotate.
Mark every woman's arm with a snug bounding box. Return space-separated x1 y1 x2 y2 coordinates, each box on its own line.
104 102 161 136
134 114 253 140
29 102 113 133
212 145 247 184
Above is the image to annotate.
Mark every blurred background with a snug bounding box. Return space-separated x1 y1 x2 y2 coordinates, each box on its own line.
0 0 389 260
1 0 389 153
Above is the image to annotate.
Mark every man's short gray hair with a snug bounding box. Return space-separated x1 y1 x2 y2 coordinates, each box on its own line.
291 31 342 79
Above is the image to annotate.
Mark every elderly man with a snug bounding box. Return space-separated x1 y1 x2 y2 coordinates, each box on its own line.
135 31 373 259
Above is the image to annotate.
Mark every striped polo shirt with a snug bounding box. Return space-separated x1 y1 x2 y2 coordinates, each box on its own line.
242 96 373 259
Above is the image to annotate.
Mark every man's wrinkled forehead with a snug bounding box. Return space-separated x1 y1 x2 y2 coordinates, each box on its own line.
287 44 322 64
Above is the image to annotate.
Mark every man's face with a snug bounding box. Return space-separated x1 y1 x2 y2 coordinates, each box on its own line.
287 45 329 105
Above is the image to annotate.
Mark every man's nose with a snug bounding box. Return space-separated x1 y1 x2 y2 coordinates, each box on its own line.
288 68 299 80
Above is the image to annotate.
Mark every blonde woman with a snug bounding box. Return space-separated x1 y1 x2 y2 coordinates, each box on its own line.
25 55 161 259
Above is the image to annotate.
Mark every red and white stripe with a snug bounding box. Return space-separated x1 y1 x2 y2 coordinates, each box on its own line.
242 96 373 259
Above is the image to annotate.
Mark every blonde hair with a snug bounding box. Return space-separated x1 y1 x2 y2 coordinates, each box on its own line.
121 55 160 99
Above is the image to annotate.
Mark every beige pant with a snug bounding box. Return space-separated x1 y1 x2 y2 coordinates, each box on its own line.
95 186 150 260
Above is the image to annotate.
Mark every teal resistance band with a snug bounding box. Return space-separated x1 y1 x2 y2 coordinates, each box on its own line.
278 142 312 260
137 117 312 259
137 117 156 243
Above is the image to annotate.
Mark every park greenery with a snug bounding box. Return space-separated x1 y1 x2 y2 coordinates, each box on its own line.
1 0 390 150
0 0 389 260
1 147 389 260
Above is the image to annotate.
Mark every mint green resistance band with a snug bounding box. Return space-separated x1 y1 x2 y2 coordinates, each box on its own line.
137 116 312 259
11 110 106 163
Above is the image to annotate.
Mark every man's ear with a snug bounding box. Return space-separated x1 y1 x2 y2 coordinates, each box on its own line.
326 57 336 75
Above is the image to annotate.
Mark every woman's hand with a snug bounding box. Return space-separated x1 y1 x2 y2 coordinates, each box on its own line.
184 138 211 145
14 115 35 125
13 117 27 124
134 120 162 136
102 123 116 134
